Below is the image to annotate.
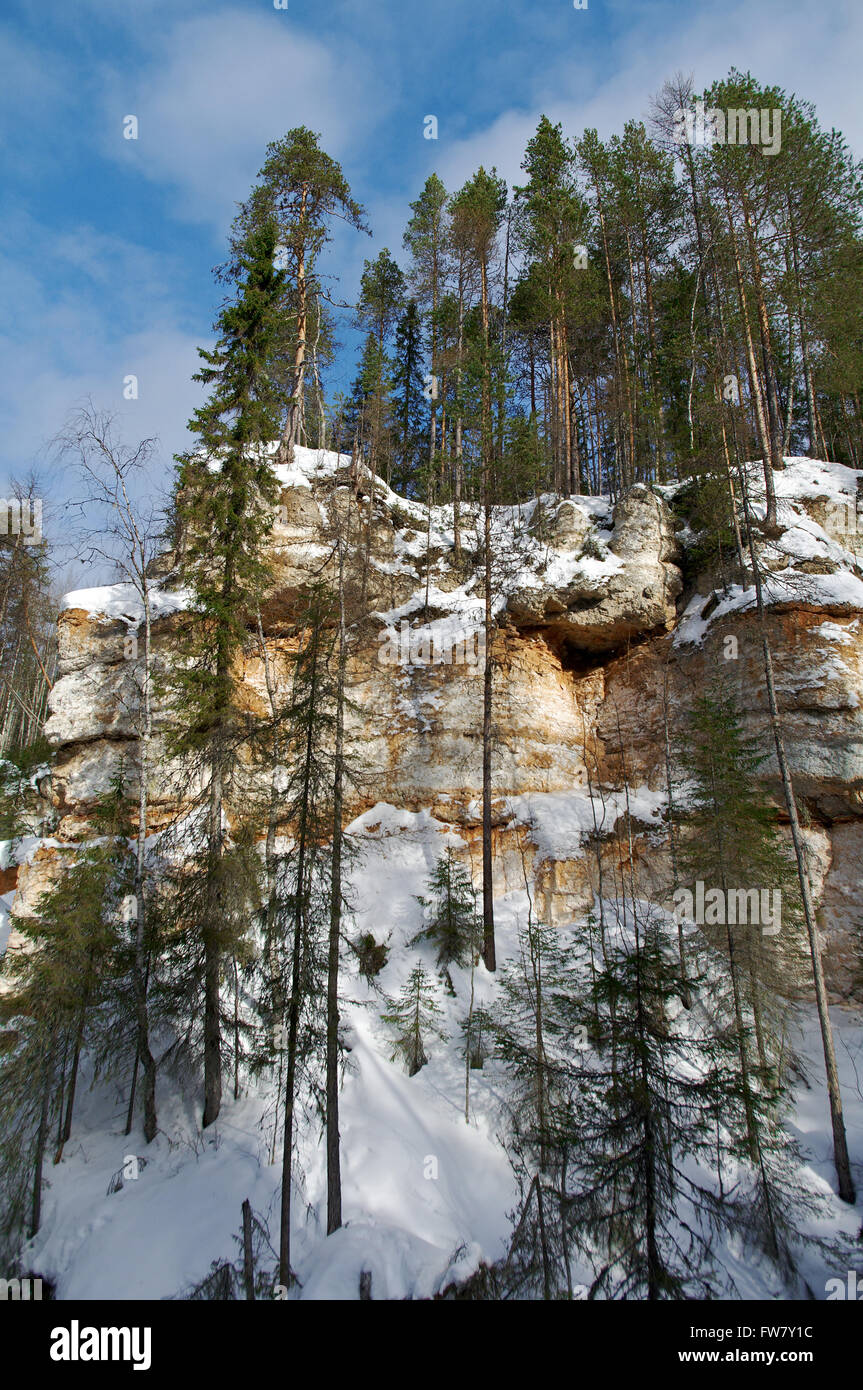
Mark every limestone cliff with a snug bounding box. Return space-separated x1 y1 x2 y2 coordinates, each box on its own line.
7 448 863 1002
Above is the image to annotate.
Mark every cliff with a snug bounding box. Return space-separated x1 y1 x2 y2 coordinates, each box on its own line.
6 447 863 1003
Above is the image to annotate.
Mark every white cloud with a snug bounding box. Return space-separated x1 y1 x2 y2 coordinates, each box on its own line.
0 215 206 497
100 9 394 229
4 0 860 515
430 0 863 194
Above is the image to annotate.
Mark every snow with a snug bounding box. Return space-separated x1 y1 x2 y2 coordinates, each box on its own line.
674 456 863 647
367 488 622 654
9 833 67 865
61 581 191 624
19 808 516 1301
373 579 486 630
813 619 859 645
0 891 12 959
676 570 863 648
13 455 863 1299
20 800 862 1300
772 456 861 505
272 444 349 492
504 785 668 860
0 847 14 958
346 803 453 840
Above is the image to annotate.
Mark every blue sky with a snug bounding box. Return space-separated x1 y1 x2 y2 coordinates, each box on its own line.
2 0 861 549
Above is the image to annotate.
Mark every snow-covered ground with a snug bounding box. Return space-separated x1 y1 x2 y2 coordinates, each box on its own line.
14 806 863 1301
20 810 517 1300
675 457 863 647
12 454 863 1298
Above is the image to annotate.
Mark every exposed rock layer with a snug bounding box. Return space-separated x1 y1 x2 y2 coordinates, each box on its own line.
7 451 863 1002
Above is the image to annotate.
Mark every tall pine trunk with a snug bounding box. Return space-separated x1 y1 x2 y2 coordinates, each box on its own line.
133 590 157 1142
735 455 855 1202
202 757 224 1129
326 520 350 1235
480 253 496 972
283 182 308 455
279 616 322 1285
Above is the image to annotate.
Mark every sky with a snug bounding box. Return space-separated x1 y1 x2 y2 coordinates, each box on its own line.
1 0 861 564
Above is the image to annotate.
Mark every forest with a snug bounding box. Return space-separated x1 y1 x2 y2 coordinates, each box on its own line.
1 67 862 1303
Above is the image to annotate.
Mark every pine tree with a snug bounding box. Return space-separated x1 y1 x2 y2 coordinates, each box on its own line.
413 848 479 973
450 168 507 972
230 128 369 454
606 120 678 478
403 174 449 475
382 963 447 1076
170 220 286 1129
0 477 55 761
577 127 637 493
391 299 427 491
0 778 135 1250
355 248 406 488
345 333 392 477
515 117 588 493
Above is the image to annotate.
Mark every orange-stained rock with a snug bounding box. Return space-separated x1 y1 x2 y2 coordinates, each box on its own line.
17 455 863 1002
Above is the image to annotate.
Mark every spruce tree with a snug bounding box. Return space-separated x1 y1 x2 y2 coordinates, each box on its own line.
559 902 808 1298
0 779 135 1250
674 687 823 1261
413 848 479 973
677 690 807 1101
391 299 427 491
261 582 341 1287
382 962 447 1076
170 220 286 1129
492 913 576 1298
229 128 369 454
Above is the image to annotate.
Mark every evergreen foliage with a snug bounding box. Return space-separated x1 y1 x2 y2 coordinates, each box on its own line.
413 849 479 971
382 962 448 1076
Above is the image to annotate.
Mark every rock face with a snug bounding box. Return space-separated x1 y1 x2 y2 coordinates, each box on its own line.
507 483 683 650
5 449 863 1002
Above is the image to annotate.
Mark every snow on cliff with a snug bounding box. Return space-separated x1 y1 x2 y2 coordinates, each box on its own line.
18 453 863 1299
676 456 863 648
